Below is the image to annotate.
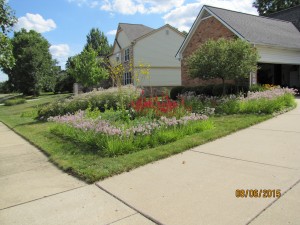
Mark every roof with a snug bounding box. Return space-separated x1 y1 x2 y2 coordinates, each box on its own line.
176 5 300 58
118 23 154 42
205 5 300 49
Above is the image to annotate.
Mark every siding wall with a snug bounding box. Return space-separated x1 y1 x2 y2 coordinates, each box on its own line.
133 27 184 86
136 68 181 87
257 45 300 65
134 27 183 67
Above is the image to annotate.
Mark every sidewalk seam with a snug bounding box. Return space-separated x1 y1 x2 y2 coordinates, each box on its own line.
191 151 297 170
95 183 163 225
246 179 300 225
0 184 87 211
105 212 138 225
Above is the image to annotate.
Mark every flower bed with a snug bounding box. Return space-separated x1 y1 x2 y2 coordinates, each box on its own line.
37 85 141 119
49 110 212 157
182 87 297 115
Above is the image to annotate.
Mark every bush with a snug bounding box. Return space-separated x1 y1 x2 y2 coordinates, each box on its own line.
4 98 26 106
54 72 76 93
0 81 11 94
49 111 213 157
202 85 214 96
170 86 185 100
37 85 141 119
249 84 266 92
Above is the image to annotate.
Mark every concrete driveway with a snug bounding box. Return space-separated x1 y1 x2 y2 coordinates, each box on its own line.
1 99 300 225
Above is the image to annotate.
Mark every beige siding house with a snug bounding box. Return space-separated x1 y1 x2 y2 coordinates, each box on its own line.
109 23 185 89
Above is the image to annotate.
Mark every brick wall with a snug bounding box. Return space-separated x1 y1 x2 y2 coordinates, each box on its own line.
181 16 236 87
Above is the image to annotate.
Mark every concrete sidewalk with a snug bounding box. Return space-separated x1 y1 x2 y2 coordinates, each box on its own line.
97 99 300 225
0 123 154 225
1 101 300 225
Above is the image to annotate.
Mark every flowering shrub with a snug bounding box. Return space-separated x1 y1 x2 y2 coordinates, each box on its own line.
181 87 297 115
38 85 141 119
49 110 212 156
130 94 190 118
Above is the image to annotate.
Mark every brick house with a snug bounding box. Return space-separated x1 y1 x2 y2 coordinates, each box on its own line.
109 23 185 90
176 5 300 88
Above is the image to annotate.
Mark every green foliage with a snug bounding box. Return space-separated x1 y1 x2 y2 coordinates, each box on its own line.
0 0 17 69
187 38 259 95
249 84 267 92
84 28 111 57
54 70 75 93
180 84 249 97
50 120 214 157
0 80 10 93
253 0 300 15
3 29 57 95
67 46 109 88
37 86 141 119
4 97 26 106
170 86 185 100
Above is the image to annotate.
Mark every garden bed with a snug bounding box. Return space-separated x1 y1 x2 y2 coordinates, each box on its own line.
0 87 297 183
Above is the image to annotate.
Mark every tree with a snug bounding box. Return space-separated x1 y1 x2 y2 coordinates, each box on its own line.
84 28 111 57
253 0 300 15
3 29 57 95
66 46 109 89
186 38 259 95
0 0 17 69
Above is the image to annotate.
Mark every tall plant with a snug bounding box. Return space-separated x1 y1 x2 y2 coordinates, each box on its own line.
186 38 259 95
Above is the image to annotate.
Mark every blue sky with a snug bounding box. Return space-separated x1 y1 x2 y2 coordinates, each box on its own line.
1 0 258 81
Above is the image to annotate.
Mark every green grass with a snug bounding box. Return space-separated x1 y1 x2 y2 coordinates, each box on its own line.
0 93 279 183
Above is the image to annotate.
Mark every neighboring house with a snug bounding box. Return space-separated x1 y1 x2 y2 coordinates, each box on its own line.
268 5 300 31
109 23 185 91
176 5 300 88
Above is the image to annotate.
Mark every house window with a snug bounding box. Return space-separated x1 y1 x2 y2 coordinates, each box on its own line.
116 53 120 62
124 48 130 62
123 72 132 85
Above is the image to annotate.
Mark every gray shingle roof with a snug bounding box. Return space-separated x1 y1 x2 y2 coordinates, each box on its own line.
119 23 154 42
206 5 300 50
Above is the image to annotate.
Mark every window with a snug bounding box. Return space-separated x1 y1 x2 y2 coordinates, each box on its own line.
116 53 120 62
123 72 132 85
124 48 130 62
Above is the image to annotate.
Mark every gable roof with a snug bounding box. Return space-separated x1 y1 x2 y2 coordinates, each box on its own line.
176 5 300 58
134 24 185 42
118 23 154 42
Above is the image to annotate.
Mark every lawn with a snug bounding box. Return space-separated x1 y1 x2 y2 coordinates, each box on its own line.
0 92 275 183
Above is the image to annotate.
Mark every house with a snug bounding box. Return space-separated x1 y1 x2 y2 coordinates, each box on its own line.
268 5 300 31
176 5 300 88
109 23 185 92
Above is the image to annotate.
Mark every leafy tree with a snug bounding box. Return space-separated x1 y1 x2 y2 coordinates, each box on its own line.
0 0 17 69
84 28 111 57
182 31 188 36
54 70 75 93
66 46 109 88
186 38 259 95
253 0 300 15
3 29 57 95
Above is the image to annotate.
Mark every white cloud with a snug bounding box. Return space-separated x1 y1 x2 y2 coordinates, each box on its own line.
106 29 117 35
15 13 56 33
163 0 258 32
69 0 184 14
49 44 71 67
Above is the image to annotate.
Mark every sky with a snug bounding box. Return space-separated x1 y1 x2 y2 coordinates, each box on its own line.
0 0 258 81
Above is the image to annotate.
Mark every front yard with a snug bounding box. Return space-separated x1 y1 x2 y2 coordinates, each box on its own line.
0 87 296 183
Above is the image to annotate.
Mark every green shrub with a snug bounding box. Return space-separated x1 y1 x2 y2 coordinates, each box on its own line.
51 119 214 157
202 85 214 96
37 86 141 119
4 98 26 106
249 84 266 92
170 86 185 100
